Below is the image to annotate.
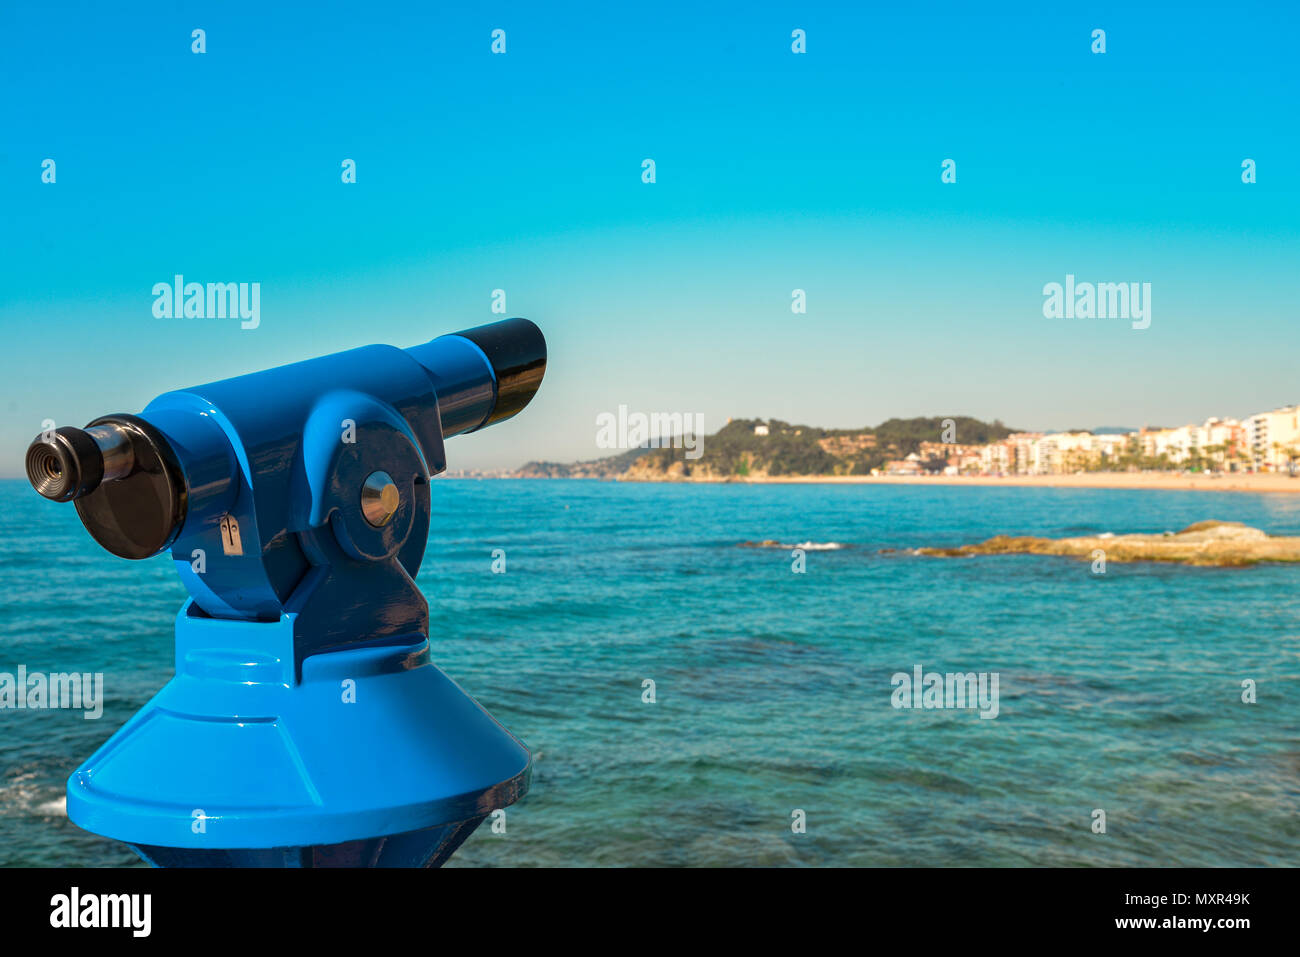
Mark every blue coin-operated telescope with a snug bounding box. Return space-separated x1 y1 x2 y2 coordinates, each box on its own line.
25 318 546 867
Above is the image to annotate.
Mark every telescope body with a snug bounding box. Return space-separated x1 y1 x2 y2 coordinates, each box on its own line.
29 318 545 867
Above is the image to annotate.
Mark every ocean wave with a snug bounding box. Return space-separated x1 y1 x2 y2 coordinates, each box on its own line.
738 540 847 550
36 797 67 817
0 769 64 818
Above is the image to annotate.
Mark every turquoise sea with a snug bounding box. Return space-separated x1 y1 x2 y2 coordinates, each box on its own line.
1 477 1297 867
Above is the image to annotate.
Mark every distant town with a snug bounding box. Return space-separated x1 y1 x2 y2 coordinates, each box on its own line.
879 404 1300 477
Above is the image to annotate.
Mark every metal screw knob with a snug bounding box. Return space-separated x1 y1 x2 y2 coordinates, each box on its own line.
360 471 400 527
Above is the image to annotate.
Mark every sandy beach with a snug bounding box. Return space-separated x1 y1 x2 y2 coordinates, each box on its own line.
620 472 1300 494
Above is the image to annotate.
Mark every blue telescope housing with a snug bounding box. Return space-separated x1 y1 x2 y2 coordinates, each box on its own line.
24 317 546 867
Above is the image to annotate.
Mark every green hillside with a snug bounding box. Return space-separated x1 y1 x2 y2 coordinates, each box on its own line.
517 416 1018 479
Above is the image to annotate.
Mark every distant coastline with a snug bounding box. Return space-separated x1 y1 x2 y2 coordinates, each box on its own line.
513 413 1300 492
596 471 1300 494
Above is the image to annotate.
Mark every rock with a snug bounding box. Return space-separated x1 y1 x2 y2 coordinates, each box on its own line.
917 521 1300 567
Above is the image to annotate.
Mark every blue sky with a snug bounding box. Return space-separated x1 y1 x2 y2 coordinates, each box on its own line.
1 1 1296 471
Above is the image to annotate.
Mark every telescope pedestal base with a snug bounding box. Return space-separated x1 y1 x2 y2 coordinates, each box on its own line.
131 816 485 868
66 606 531 868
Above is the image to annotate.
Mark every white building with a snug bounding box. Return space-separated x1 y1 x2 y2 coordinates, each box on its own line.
1244 406 1300 470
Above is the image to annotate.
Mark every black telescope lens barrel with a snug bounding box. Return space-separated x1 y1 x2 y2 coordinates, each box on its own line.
454 317 547 428
25 427 104 501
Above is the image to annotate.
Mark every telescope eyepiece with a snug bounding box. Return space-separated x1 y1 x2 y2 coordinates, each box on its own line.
26 423 138 502
26 427 105 501
25 417 182 560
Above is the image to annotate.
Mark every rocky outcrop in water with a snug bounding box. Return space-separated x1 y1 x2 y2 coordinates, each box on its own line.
917 520 1300 567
